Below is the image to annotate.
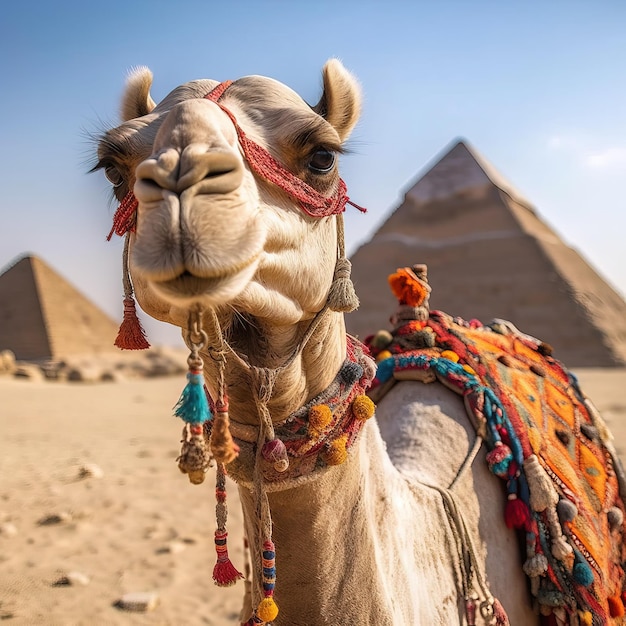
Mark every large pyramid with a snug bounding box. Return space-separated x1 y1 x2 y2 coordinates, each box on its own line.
0 254 119 360
348 139 626 367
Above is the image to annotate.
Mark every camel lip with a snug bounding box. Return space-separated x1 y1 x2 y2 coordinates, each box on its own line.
149 253 260 302
154 273 227 299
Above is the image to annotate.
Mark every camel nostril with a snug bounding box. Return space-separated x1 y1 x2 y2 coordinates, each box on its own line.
178 150 243 195
134 176 167 203
204 164 236 178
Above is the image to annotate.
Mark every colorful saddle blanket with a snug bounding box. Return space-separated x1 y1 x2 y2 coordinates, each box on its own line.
366 266 626 626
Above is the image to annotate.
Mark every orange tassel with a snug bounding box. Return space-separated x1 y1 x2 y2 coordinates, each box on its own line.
352 395 375 420
114 296 150 350
609 595 625 617
210 407 239 464
388 267 430 307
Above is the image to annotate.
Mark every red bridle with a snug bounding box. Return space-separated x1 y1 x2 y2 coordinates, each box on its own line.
107 80 365 240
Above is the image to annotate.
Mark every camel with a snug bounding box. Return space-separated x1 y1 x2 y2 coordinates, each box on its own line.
92 60 625 625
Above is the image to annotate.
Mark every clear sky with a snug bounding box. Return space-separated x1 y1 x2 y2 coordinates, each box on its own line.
1 1 624 346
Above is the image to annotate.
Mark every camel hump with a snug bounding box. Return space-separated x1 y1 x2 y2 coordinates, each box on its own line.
366 265 626 623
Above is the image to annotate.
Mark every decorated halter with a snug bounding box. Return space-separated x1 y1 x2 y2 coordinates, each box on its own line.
107 79 365 350
106 79 371 625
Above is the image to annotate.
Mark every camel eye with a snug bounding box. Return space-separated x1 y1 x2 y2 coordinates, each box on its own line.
104 165 124 187
308 149 335 174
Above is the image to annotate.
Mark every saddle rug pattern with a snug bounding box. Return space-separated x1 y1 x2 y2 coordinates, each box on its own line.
366 265 626 626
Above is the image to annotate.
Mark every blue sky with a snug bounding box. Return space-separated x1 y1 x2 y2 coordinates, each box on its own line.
1 1 624 346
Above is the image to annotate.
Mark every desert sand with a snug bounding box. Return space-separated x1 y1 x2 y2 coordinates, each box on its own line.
1 367 625 625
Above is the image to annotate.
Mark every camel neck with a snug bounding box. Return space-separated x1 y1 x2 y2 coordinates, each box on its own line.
239 422 395 625
213 309 347 426
237 420 461 625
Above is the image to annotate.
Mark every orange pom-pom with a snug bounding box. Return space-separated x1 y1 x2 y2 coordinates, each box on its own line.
352 395 375 420
308 405 332 438
388 268 430 306
324 434 348 466
257 596 279 622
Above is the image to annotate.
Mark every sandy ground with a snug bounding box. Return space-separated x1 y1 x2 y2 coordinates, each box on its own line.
1 368 625 625
0 377 246 626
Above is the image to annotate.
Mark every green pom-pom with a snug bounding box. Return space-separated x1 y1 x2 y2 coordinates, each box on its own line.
371 330 393 349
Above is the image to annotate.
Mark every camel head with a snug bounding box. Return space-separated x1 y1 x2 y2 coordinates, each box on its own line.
94 60 362 333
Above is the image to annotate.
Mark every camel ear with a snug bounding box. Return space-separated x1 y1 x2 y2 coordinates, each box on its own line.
121 66 157 121
313 59 362 143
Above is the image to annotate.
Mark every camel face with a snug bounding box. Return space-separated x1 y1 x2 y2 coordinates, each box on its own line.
95 61 362 326
131 98 265 308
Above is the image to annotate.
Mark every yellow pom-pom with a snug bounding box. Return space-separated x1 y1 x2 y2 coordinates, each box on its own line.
578 610 593 626
441 350 460 363
352 395 375 420
462 364 476 375
376 350 392 362
324 434 348 466
308 404 332 438
257 596 279 622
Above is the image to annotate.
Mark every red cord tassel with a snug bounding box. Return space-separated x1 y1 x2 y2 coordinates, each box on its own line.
504 495 530 529
114 296 150 350
493 598 510 625
213 530 243 586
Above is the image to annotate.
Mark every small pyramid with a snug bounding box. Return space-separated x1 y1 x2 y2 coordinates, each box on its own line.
348 139 626 367
0 254 119 360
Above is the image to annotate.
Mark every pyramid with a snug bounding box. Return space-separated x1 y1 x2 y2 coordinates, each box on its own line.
348 139 626 367
0 254 119 360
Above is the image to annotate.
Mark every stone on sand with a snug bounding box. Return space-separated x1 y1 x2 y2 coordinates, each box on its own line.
116 591 159 612
0 522 18 536
37 511 72 526
53 571 90 586
77 463 104 480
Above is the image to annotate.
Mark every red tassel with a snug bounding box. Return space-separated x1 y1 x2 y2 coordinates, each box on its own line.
213 530 243 587
544 614 558 626
465 598 476 625
493 598 510 625
609 595 625 617
505 496 530 529
107 191 138 240
114 297 150 350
